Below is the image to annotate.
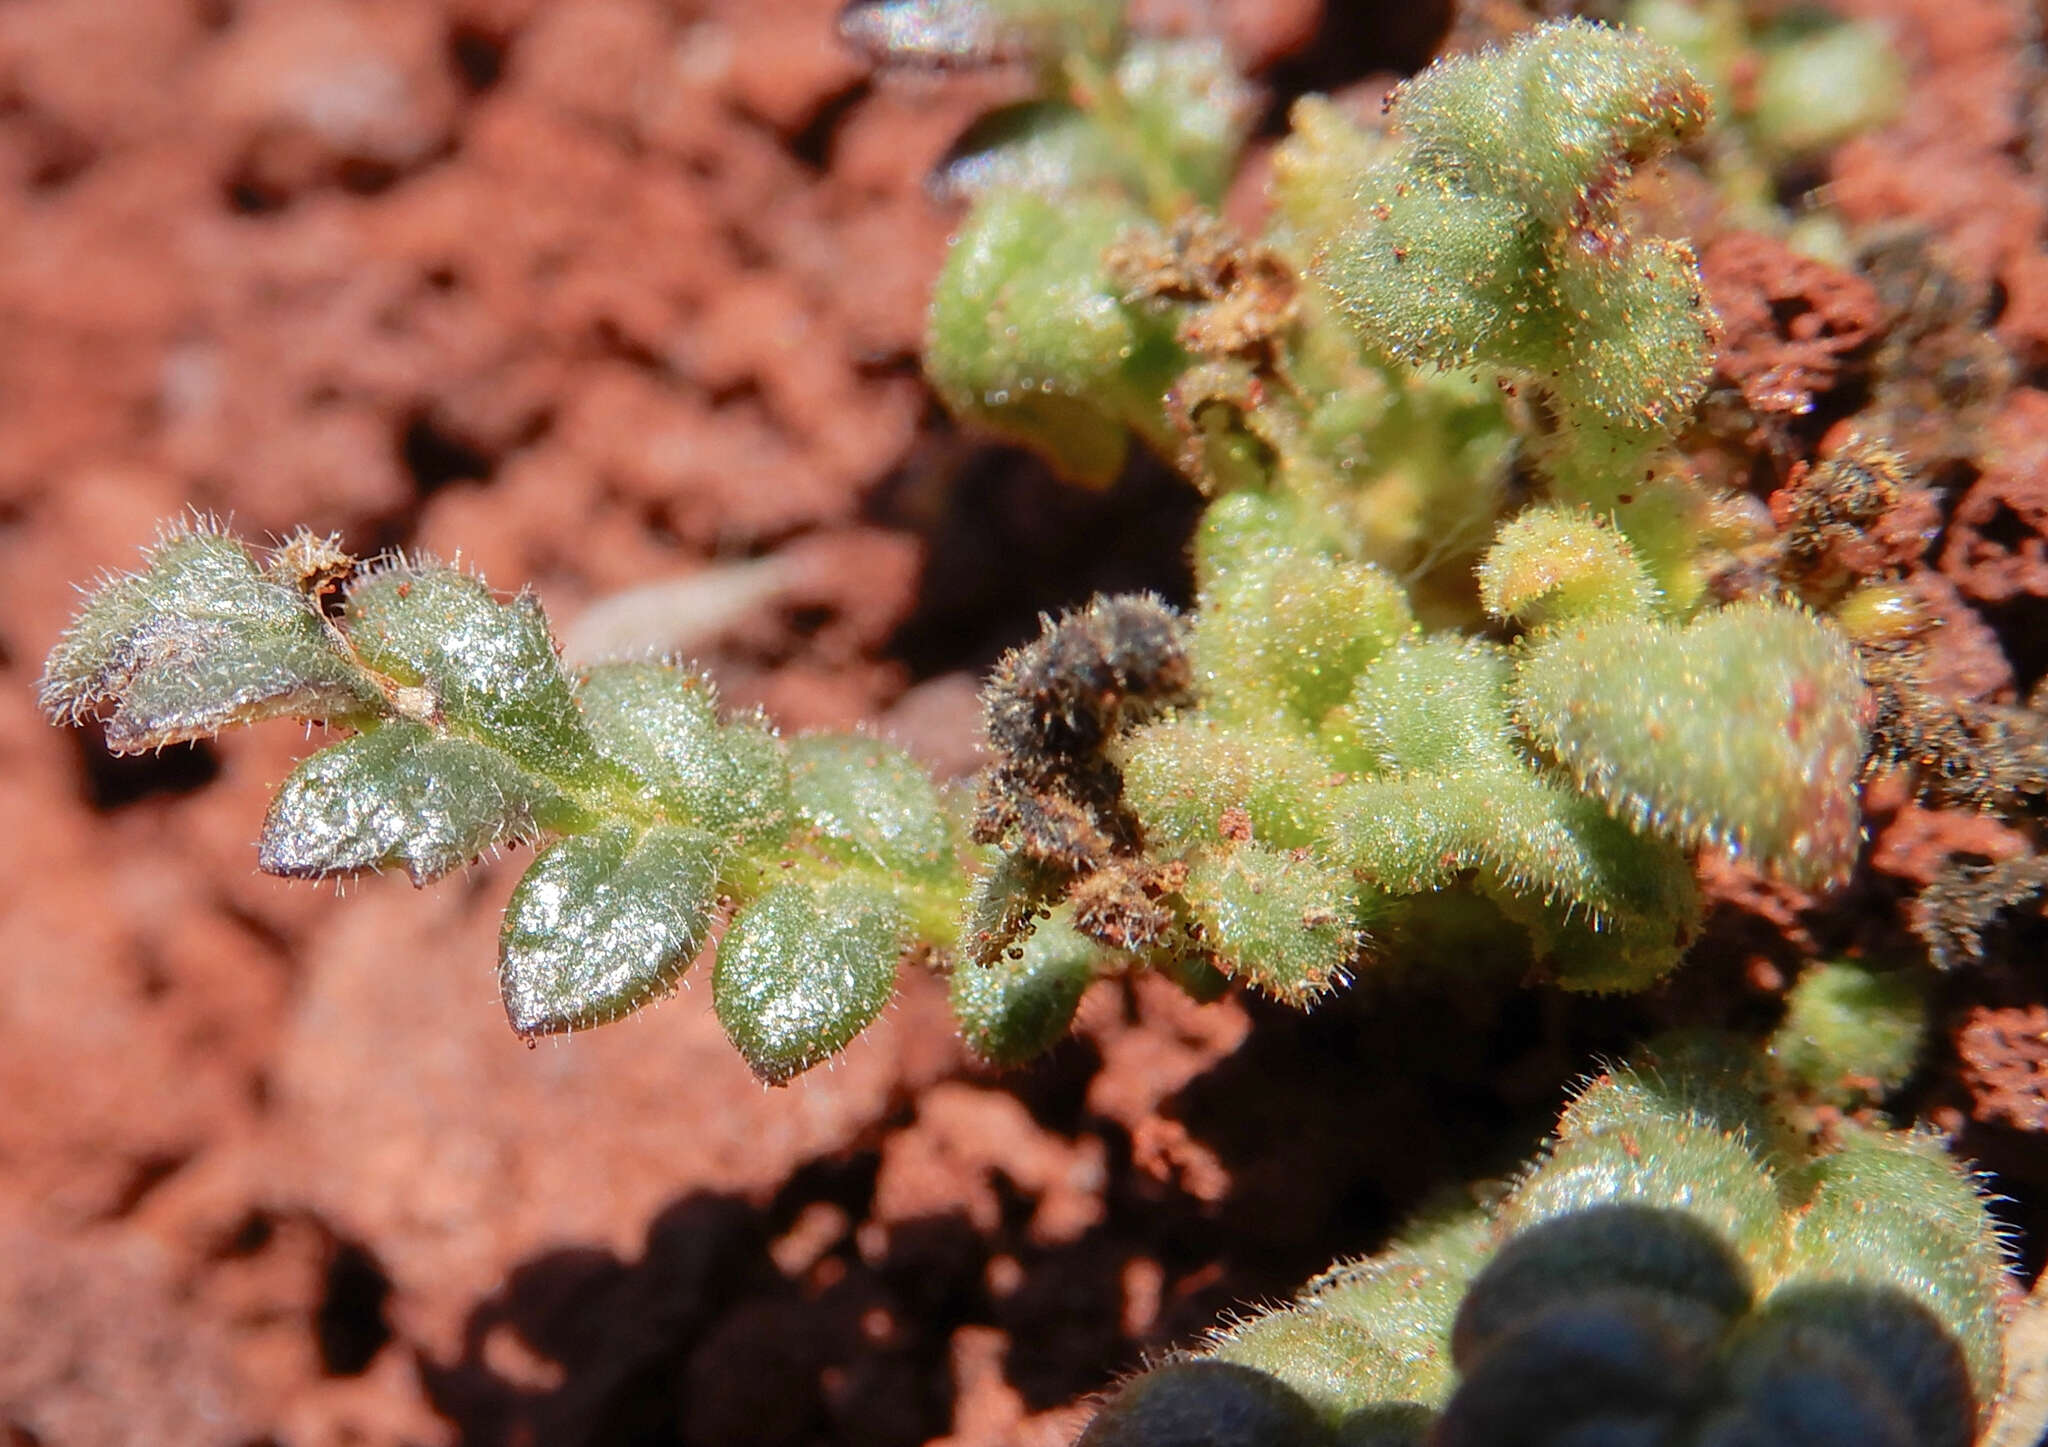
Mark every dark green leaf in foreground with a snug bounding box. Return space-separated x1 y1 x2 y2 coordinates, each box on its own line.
39 522 380 751
258 722 561 885
498 822 722 1035
714 879 909 1084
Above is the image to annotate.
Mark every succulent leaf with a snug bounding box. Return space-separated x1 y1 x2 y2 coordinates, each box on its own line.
1308 22 1714 453
1180 841 1360 1005
1196 545 1417 729
950 906 1099 1065
1769 960 1927 1106
925 189 1188 485
1098 1041 2005 1447
498 822 722 1035
1780 1131 2007 1411
1118 716 1336 852
932 39 1252 207
1478 506 1663 626
1513 600 1868 885
788 734 952 876
838 0 1121 68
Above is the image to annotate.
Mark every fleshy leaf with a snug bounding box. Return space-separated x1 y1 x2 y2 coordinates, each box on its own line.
344 563 606 784
1513 599 1867 885
788 734 951 876
1328 638 1700 967
1781 1131 2007 1410
932 100 1113 202
1196 541 1417 730
40 521 380 751
950 906 1099 1065
714 879 910 1084
1181 842 1360 1005
931 41 1253 208
1769 960 1927 1106
498 822 722 1035
1119 716 1337 852
1308 22 1714 445
1478 506 1663 626
925 189 1188 486
258 722 561 885
576 662 792 848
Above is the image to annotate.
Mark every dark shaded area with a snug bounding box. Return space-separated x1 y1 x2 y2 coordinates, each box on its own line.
399 409 499 496
788 80 873 170
448 21 511 93
1257 0 1457 134
70 725 221 811
419 943 1717 1445
876 441 1204 681
317 1239 395 1376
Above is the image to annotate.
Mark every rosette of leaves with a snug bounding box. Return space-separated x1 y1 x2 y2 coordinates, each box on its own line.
1078 1037 2010 1447
961 501 1858 1034
40 521 963 1085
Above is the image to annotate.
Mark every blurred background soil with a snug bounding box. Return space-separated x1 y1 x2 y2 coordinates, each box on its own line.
0 1 2044 1444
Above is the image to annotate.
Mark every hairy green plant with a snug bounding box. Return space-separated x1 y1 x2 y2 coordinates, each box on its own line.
41 521 962 1084
44 10 1877 1082
1078 1036 2010 1447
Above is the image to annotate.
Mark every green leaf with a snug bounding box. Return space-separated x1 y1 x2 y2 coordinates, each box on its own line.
576 662 792 847
1769 961 1927 1106
1307 22 1714 446
498 822 722 1035
1196 543 1417 730
787 734 951 875
932 101 1116 202
1513 600 1867 885
40 521 380 751
714 879 910 1084
1115 38 1258 206
1478 506 1663 626
925 190 1188 486
950 907 1098 1065
1119 716 1337 852
838 0 1122 68
344 563 605 783
258 722 562 885
1181 842 1360 1005
1394 21 1711 230
1781 1132 2007 1410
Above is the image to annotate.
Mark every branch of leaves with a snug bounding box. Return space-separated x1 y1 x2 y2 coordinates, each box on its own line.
39 521 965 1083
